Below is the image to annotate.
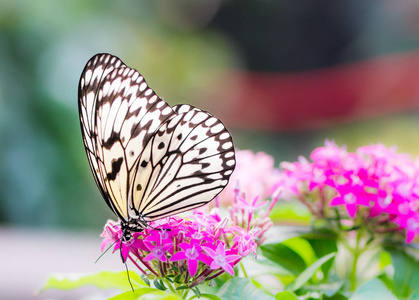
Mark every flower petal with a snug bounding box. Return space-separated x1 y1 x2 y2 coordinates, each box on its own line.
221 263 235 276
188 258 198 277
170 252 187 262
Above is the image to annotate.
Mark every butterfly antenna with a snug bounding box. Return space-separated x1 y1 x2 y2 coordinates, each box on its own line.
124 262 135 292
95 239 119 264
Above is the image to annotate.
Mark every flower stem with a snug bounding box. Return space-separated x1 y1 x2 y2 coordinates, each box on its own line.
349 228 363 291
128 255 147 275
298 194 317 216
239 261 248 278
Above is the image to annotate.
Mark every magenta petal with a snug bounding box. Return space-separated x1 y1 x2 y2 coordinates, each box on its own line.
406 231 415 243
329 196 344 206
145 253 155 261
225 255 242 263
144 242 155 251
215 243 226 256
346 204 357 218
222 263 235 276
145 233 160 242
121 245 130 262
202 246 216 257
101 238 111 252
171 252 187 262
198 253 212 265
210 261 220 270
159 254 168 262
162 244 173 252
178 243 190 250
188 259 198 277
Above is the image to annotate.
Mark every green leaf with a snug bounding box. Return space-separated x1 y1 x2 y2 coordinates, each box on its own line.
171 265 180 273
349 278 397 300
377 273 393 290
260 243 307 275
386 247 419 298
282 237 317 266
40 271 146 292
109 288 182 300
379 250 392 270
141 274 151 287
192 286 202 298
323 292 348 300
269 201 311 225
286 252 336 292
174 274 182 283
304 234 338 279
176 285 189 290
217 277 273 300
275 291 299 300
154 279 167 291
409 290 419 300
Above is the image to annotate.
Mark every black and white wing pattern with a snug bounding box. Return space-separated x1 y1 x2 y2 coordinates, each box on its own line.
79 54 126 211
129 104 235 221
78 53 235 232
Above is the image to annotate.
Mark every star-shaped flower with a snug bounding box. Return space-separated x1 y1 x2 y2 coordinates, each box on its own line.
170 242 211 277
202 242 241 276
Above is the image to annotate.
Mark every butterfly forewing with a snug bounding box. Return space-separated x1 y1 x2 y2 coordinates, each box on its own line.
78 54 126 214
130 105 235 221
94 66 175 220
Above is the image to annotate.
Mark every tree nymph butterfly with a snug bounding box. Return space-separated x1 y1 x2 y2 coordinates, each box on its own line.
78 53 236 243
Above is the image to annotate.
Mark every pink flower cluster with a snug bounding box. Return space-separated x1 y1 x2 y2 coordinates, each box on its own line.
277 140 419 243
217 150 279 205
101 189 277 288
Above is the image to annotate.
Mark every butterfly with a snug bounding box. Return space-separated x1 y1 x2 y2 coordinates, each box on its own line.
78 53 236 241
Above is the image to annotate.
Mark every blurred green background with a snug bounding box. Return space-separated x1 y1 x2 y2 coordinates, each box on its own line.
2 0 419 232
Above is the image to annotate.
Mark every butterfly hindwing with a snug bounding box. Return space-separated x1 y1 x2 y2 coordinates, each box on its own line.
130 105 235 221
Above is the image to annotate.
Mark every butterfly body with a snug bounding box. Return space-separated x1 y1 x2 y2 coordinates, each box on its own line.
78 53 235 239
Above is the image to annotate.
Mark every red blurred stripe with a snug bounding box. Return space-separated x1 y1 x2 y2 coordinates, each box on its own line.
203 51 419 131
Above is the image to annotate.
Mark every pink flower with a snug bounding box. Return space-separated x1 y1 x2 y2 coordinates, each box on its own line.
202 243 241 276
184 227 214 245
276 140 419 243
235 195 268 213
100 189 275 288
232 228 259 257
101 220 146 262
328 173 376 218
98 150 285 292
170 243 211 276
310 139 347 170
217 150 279 205
144 235 173 262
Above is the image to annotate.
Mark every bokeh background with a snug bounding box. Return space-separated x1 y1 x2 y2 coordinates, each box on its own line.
2 0 419 298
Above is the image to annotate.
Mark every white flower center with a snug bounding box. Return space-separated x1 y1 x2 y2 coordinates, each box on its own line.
191 232 203 239
407 218 419 231
344 193 356 204
378 195 392 208
214 255 226 266
153 246 164 257
185 246 199 260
